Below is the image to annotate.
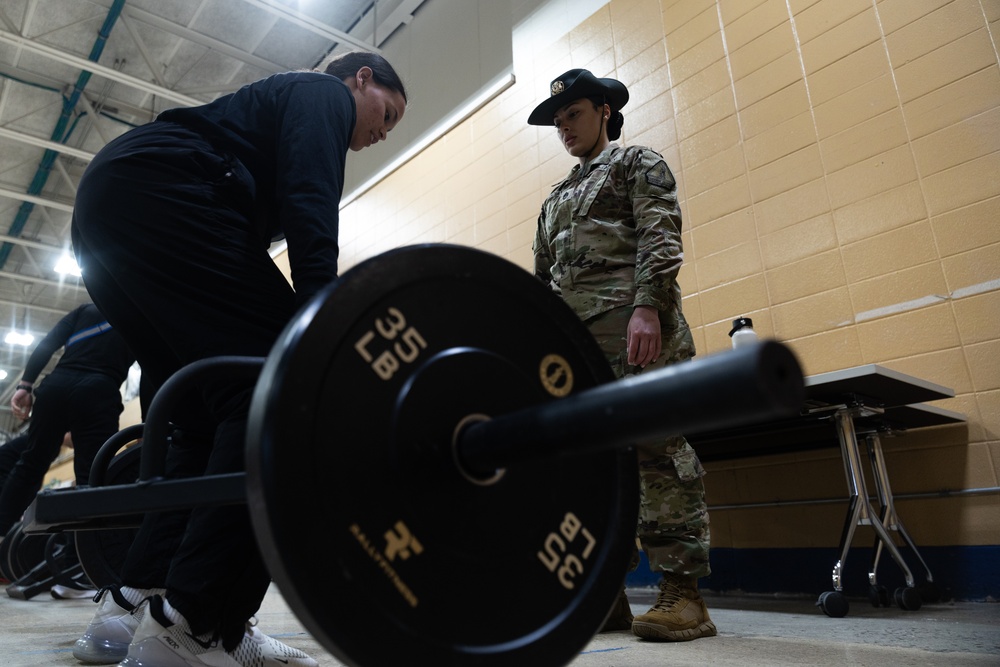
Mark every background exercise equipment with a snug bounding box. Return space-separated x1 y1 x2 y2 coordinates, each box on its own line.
74 429 142 590
25 244 805 667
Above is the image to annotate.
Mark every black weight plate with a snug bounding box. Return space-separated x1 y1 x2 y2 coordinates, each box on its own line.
5 523 25 580
0 523 18 581
247 244 639 667
44 533 73 567
75 444 142 589
11 526 48 582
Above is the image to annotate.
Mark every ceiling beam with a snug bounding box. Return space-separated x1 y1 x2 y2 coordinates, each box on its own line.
0 267 86 291
0 185 74 213
0 232 64 253
0 125 96 161
0 296 70 315
119 14 169 89
240 0 380 53
120 4 287 74
353 0 422 47
72 92 112 145
0 28 203 107
52 157 79 196
0 63 155 120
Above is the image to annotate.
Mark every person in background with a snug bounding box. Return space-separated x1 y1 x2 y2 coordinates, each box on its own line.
0 431 97 599
0 433 30 584
70 50 408 667
0 434 31 497
0 303 133 540
528 69 715 642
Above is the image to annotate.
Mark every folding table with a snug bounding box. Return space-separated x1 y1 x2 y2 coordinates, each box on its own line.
689 364 965 617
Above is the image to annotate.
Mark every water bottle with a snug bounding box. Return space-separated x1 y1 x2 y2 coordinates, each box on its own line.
729 316 758 349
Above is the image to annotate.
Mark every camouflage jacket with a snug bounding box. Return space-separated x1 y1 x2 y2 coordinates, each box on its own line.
533 143 686 322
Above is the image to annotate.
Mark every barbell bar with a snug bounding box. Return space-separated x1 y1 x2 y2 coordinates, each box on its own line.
457 338 800 479
27 340 798 529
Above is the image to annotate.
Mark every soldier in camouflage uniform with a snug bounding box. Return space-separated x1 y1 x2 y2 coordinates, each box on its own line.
528 69 715 642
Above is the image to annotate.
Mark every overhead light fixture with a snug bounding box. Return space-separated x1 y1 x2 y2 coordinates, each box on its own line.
55 252 82 276
0 370 7 380
5 332 34 346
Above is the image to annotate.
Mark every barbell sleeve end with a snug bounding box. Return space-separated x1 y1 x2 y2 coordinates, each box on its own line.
458 340 804 477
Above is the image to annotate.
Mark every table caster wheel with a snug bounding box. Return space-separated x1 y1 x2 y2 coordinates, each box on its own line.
817 591 849 617
868 584 890 608
894 586 922 611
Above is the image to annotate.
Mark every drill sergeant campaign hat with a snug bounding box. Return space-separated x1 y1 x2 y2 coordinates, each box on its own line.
527 68 629 127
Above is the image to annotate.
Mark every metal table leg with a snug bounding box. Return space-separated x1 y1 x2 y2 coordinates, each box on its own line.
866 432 938 604
817 407 921 617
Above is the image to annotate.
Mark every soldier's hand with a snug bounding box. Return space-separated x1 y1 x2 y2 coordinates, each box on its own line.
626 306 661 368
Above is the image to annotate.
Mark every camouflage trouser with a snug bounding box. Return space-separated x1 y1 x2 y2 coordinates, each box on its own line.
586 306 711 579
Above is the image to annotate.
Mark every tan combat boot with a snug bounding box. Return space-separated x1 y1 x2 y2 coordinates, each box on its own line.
598 589 633 632
631 572 717 641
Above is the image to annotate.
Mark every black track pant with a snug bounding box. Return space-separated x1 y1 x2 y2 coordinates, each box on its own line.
72 122 299 649
0 435 29 493
0 371 123 535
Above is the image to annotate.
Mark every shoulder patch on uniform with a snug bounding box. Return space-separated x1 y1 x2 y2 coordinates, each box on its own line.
645 160 674 189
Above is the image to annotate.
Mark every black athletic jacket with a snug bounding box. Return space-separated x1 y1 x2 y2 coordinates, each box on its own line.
22 303 134 386
157 71 357 304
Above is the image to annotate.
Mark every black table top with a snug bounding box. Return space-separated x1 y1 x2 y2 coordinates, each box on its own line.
688 364 964 462
804 364 954 408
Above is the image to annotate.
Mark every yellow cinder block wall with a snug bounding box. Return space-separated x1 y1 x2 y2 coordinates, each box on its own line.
283 0 1000 550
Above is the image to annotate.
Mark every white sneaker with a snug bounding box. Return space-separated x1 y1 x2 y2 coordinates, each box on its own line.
119 594 318 667
73 587 151 664
52 582 100 599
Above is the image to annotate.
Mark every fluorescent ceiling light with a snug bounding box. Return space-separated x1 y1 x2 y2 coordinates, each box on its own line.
5 332 34 346
55 252 82 276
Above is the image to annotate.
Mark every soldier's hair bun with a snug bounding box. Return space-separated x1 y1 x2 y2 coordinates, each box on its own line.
607 111 624 141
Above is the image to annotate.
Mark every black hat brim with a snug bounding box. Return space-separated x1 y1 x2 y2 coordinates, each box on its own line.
527 73 629 126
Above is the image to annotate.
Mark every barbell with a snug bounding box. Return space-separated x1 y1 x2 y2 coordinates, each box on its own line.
26 244 804 667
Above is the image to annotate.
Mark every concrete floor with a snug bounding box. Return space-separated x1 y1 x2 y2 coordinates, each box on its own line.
2 584 998 666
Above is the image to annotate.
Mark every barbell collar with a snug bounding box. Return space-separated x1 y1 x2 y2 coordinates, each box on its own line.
457 340 804 478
